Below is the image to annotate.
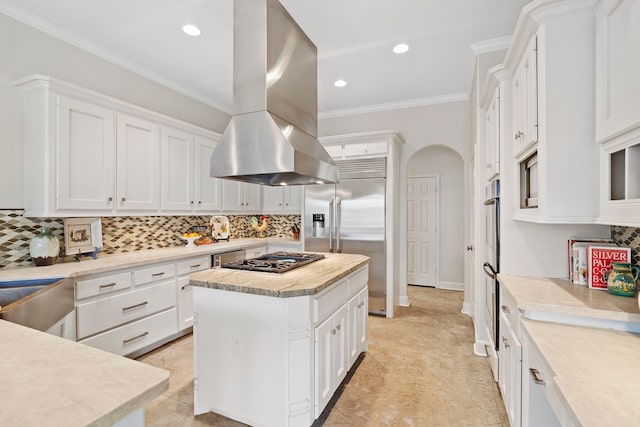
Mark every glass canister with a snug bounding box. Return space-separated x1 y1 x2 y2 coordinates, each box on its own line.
606 262 639 297
29 227 60 266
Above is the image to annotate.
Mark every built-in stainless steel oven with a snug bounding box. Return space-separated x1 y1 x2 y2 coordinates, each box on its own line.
483 178 500 379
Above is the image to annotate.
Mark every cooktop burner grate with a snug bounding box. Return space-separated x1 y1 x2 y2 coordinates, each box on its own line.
221 252 325 273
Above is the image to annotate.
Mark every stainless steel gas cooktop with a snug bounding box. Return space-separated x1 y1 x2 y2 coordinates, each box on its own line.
222 252 325 273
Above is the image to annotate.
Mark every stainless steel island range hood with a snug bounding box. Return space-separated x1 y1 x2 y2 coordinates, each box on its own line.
211 0 338 186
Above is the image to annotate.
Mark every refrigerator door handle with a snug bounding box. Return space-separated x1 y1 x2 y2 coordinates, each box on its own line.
329 199 335 252
336 197 342 253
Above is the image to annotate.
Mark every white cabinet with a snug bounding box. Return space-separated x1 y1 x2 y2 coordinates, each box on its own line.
161 128 223 213
262 186 302 213
521 330 563 427
598 133 640 226
498 287 522 427
116 113 161 211
595 0 640 143
57 96 116 211
511 36 538 159
314 304 347 416
176 255 210 331
347 286 367 368
246 245 267 259
503 4 600 223
14 75 222 217
485 87 501 181
595 0 640 226
221 180 261 212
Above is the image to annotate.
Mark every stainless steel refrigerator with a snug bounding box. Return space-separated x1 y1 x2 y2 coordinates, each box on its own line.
305 158 387 315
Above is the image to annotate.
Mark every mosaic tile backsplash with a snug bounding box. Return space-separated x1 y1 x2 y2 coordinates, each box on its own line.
611 226 640 268
0 210 301 269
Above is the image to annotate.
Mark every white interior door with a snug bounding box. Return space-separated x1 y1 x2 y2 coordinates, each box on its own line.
406 176 438 286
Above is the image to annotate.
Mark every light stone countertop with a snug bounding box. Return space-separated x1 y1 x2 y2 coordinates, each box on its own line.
0 319 169 426
498 274 640 324
0 237 301 281
522 319 640 427
189 252 369 297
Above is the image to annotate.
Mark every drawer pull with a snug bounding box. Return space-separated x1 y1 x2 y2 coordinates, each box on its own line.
123 332 149 345
190 264 202 268
99 282 117 289
151 272 165 277
336 324 341 331
529 368 545 385
122 301 148 312
501 305 510 314
502 337 510 349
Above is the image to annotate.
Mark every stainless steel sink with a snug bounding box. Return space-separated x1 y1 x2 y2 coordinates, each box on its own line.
0 278 74 332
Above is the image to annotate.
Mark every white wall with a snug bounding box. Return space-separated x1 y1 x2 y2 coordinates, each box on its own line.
407 146 464 285
0 13 230 209
320 100 472 308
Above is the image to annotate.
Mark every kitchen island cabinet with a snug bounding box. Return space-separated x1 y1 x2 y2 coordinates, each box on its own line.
189 253 369 427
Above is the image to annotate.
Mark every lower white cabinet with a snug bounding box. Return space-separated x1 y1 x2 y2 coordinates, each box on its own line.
80 308 177 357
314 304 348 416
76 279 176 339
499 310 522 427
348 286 367 367
176 255 210 331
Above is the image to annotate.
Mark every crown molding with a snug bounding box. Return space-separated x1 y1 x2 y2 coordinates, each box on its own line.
319 93 469 119
470 36 512 55
0 1 231 113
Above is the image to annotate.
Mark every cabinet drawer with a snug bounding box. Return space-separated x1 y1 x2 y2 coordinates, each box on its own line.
348 266 368 298
80 308 177 356
134 263 176 286
177 256 211 276
500 289 519 327
76 280 176 339
343 141 387 157
314 280 348 324
76 271 132 300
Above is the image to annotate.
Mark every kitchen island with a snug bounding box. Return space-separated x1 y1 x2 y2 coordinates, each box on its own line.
189 252 369 427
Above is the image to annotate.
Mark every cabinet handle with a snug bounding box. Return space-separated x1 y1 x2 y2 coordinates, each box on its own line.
502 337 509 349
122 301 148 312
190 264 201 269
121 197 126 202
529 368 545 385
151 272 165 277
285 203 289 206
198 201 202 205
501 305 510 314
336 324 341 331
123 331 149 345
486 163 492 168
190 201 194 205
108 196 113 202
99 282 117 289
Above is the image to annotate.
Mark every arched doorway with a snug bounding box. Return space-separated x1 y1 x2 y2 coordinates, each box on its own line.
406 145 465 290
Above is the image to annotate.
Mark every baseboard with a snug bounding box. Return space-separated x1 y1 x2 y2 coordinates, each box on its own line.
461 301 472 316
398 295 409 307
438 281 464 291
474 340 490 357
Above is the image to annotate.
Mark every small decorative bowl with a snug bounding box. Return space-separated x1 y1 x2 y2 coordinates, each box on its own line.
180 236 199 248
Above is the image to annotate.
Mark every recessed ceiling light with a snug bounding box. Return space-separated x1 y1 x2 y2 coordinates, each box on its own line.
393 43 410 54
182 24 202 37
334 80 347 87
280 182 288 186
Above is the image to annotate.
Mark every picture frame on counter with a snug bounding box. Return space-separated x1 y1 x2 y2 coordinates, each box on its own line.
64 217 103 256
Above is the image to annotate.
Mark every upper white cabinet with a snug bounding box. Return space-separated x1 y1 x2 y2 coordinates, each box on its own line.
221 180 261 212
595 0 640 143
116 113 161 211
595 0 640 226
56 96 116 211
262 186 302 214
511 36 538 159
14 75 222 217
485 87 501 181
504 1 600 223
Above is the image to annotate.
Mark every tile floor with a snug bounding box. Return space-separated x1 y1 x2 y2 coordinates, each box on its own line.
138 286 508 426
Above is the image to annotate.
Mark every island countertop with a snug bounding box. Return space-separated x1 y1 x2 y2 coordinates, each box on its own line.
0 320 169 426
189 252 369 297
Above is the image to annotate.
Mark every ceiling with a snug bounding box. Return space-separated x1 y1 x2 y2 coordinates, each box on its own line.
0 0 530 116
